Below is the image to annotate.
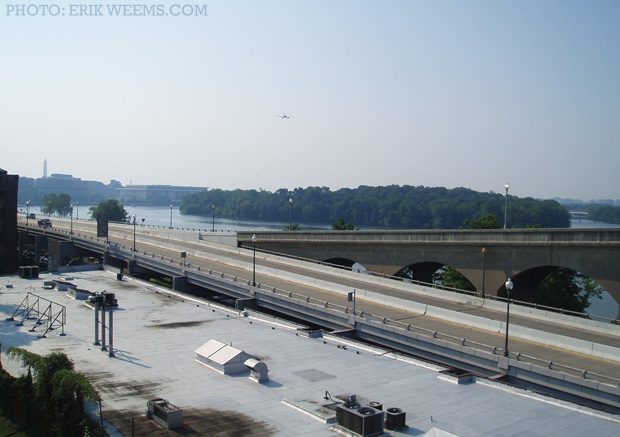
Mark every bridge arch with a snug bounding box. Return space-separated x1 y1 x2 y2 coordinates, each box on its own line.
394 262 442 284
323 257 370 275
324 257 356 269
394 262 476 292
238 229 620 318
505 266 612 315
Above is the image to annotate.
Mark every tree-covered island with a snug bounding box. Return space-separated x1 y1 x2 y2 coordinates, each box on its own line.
180 185 570 229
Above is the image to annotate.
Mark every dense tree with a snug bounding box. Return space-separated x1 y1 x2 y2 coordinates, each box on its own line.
41 193 72 216
331 218 357 230
536 268 603 313
51 369 100 436
463 212 501 229
88 199 128 222
5 348 100 436
432 267 476 292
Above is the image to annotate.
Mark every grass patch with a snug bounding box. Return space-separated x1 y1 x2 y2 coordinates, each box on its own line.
0 416 37 436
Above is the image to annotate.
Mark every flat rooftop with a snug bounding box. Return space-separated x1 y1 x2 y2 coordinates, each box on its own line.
1 269 619 436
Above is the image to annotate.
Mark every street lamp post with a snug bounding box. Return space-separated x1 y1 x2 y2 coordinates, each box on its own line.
289 198 293 230
481 247 487 299
212 204 215 232
169 204 173 229
251 234 257 287
26 201 30 225
504 277 514 357
76 201 79 220
70 204 73 234
504 183 509 229
132 214 137 252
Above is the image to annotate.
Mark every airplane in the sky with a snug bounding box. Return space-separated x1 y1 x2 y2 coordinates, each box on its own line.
278 113 293 119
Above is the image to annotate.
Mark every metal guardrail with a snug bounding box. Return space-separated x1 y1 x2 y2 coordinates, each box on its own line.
18 223 620 388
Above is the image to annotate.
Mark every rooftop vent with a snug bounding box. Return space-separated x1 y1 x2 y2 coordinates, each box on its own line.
244 358 269 383
146 398 183 430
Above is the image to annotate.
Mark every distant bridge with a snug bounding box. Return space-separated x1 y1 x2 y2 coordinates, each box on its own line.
238 229 620 315
569 211 589 219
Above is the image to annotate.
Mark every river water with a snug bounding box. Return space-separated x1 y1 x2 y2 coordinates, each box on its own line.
22 204 619 319
121 207 620 232
23 204 620 232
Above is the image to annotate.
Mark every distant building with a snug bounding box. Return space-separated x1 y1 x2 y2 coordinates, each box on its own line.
33 174 108 200
18 173 206 207
117 185 207 205
0 168 19 274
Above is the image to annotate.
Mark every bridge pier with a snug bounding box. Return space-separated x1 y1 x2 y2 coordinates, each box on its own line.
35 235 48 269
236 298 257 311
172 276 186 292
127 260 151 276
41 240 78 272
18 231 30 255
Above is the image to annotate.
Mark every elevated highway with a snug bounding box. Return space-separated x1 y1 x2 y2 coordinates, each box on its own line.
16 218 620 412
237 229 620 312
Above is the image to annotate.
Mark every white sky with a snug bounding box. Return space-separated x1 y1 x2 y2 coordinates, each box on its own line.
1 1 619 200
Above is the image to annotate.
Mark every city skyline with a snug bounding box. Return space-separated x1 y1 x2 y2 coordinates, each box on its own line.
15 164 618 204
2 2 619 201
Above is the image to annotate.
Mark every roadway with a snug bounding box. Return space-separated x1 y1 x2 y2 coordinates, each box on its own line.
23 218 620 382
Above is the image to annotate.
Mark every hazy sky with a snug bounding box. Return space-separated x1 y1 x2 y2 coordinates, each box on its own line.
2 1 619 200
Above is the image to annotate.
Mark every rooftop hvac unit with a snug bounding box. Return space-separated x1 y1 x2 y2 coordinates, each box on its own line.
336 403 384 436
19 266 38 278
146 398 183 430
336 402 360 431
101 291 118 307
385 407 406 430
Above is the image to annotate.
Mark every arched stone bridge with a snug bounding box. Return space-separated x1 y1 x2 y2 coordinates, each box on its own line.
238 228 620 312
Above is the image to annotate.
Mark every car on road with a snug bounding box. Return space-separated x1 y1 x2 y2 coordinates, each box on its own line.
38 218 52 228
28 213 36 219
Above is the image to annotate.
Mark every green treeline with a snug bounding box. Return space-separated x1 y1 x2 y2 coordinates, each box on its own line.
1 348 100 436
180 185 570 229
586 205 620 225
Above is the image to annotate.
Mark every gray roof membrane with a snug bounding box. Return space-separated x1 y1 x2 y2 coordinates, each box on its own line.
1 270 619 436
